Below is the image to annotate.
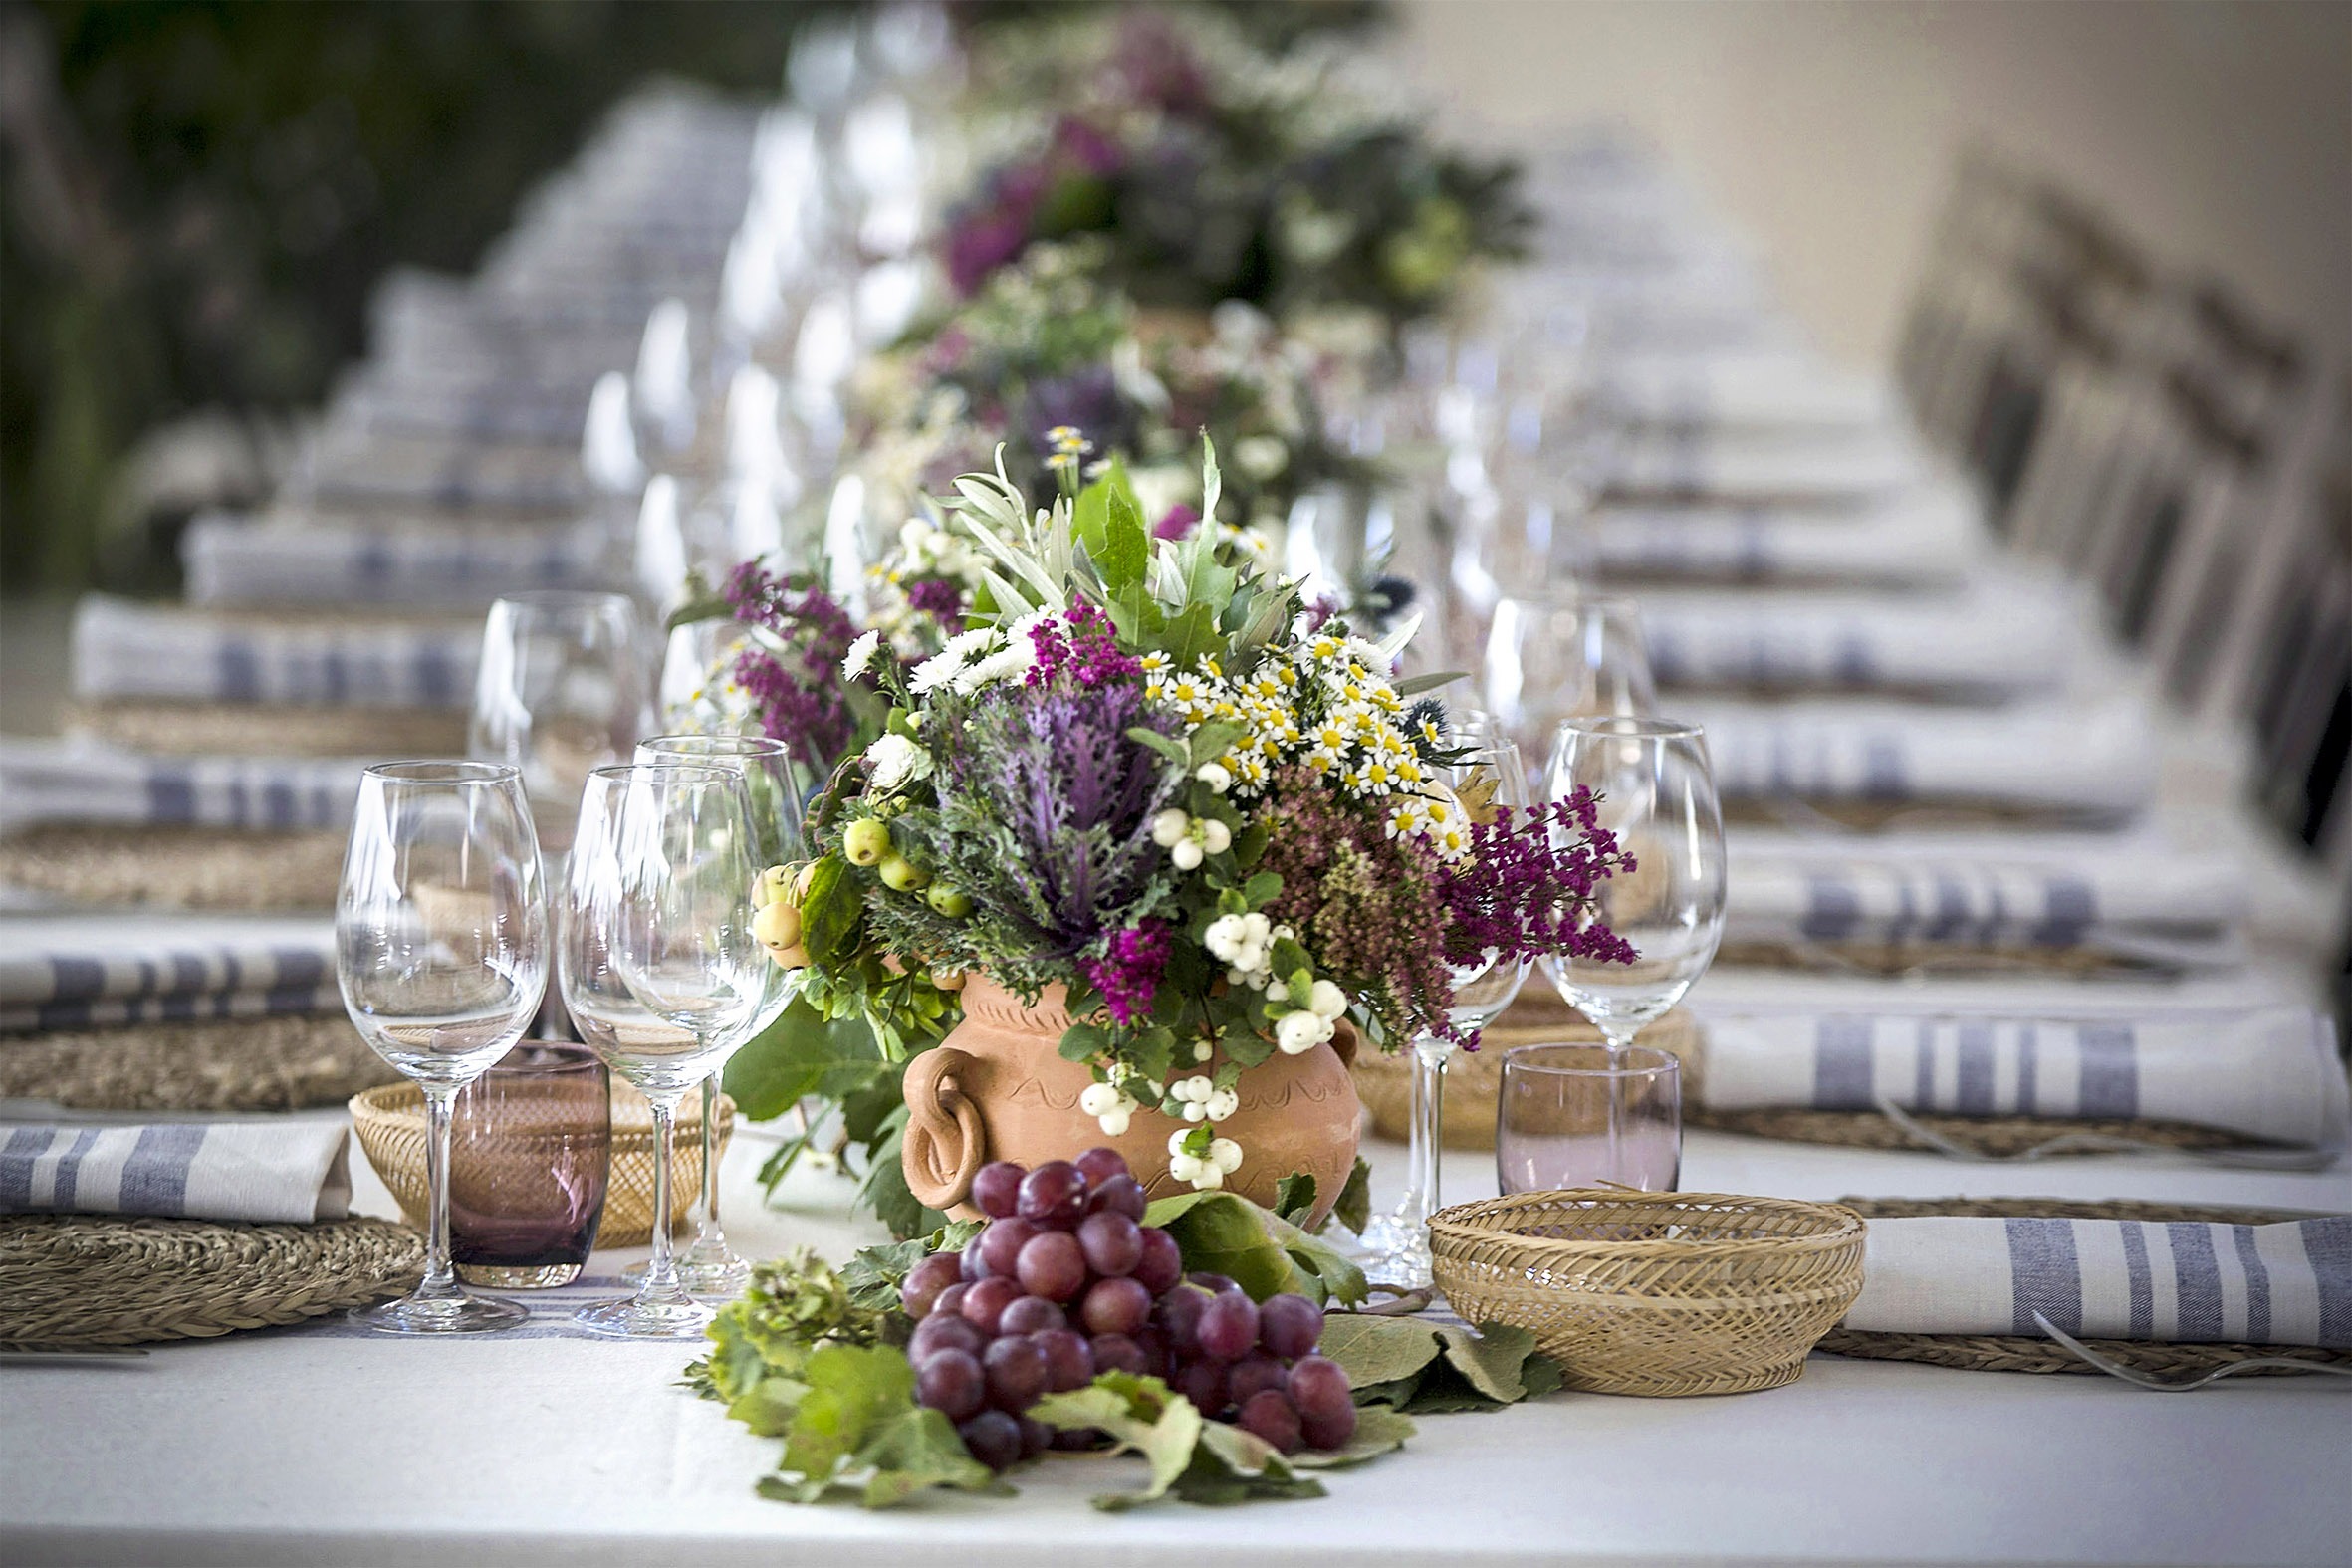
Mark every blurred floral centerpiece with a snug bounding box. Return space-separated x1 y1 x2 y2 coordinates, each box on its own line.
946 10 1533 330
741 440 1632 1232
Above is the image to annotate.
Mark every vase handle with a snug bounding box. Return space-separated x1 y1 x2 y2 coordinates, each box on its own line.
901 1046 986 1213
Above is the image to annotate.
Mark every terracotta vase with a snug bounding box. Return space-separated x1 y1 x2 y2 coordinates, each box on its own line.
901 976 1362 1228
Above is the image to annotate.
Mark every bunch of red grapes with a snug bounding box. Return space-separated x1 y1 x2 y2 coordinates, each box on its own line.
899 1148 1358 1472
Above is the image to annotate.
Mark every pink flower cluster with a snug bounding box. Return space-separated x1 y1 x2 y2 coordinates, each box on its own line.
1025 603 1140 690
1434 789 1639 972
1081 920 1171 1026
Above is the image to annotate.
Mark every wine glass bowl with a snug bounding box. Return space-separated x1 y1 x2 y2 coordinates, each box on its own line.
338 760 549 1334
1541 717 1727 1047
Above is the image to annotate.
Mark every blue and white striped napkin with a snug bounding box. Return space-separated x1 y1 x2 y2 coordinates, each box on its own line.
0 920 339 1033
1641 583 2079 700
0 740 367 838
181 513 612 609
1702 1009 2349 1150
1844 1214 2352 1348
71 595 478 710
1595 350 1894 433
0 1119 352 1223
1723 835 2244 970
1608 424 1921 502
1688 700 2156 820
1588 489 1979 587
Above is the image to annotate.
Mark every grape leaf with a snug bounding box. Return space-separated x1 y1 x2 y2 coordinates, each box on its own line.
722 998 889 1120
1272 1173 1317 1227
1315 1314 1562 1414
1316 1313 1445 1389
1031 1373 1207 1511
1332 1157 1372 1235
1145 1190 1369 1307
838 1220 984 1313
1287 1406 1416 1469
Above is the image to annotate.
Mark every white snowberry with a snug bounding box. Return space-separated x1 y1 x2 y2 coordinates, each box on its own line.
1209 1138 1244 1174
1196 762 1233 794
1276 1009 1332 1055
1206 1087 1241 1120
1150 808 1191 848
1308 979 1348 1020
1171 838 1205 871
1199 818 1232 854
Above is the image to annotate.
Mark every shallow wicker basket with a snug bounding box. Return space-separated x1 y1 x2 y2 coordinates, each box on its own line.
1430 1189 1866 1397
1353 1000 1703 1148
351 1080 733 1248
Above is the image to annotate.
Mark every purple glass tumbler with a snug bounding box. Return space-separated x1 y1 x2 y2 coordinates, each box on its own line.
1496 1043 1681 1195
449 1041 611 1287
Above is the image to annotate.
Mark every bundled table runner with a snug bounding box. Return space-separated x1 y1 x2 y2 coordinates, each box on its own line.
1844 1213 2352 1347
0 740 367 839
1701 1008 2348 1150
1588 489 1978 587
0 1118 352 1223
1640 583 2079 700
1721 833 2245 971
181 512 613 608
0 917 339 1033
71 595 478 710
1687 700 2155 821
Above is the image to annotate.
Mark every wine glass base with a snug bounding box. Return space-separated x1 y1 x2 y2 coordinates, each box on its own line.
621 1248 752 1299
573 1295 715 1340
459 1262 582 1289
351 1289 530 1335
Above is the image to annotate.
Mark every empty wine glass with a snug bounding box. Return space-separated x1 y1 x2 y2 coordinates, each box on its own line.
1483 590 1655 786
656 617 758 735
338 762 549 1334
469 591 650 858
1542 717 1727 1058
563 764 775 1338
632 734 808 1297
1362 719 1531 1290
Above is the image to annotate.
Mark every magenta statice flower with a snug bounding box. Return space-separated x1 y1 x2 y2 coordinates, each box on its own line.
1434 789 1639 973
1082 920 1170 1025
1152 502 1201 541
1025 603 1140 689
720 562 859 769
903 577 965 629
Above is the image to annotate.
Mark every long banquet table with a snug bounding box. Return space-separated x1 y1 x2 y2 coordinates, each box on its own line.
7 1101 2348 1568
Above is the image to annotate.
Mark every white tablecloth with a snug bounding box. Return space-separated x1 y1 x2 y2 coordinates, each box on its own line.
6 1092 2348 1568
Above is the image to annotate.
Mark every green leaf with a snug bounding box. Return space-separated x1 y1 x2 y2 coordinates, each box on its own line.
837 1220 984 1313
1288 1406 1416 1469
1314 1315 1560 1414
1187 720 1246 768
723 998 889 1121
1126 726 1192 766
799 855 862 966
1333 1156 1373 1235
1394 670 1468 697
1158 602 1223 671
1058 1019 1111 1063
765 1343 1000 1509
1200 433 1223 527
1316 1314 1445 1390
1031 1373 1205 1512
1144 1190 1363 1306
1099 464 1150 592
1241 870 1284 907
1272 1173 1317 1227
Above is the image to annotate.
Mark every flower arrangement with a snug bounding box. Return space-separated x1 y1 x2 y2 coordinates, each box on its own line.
740 439 1631 1230
945 10 1533 327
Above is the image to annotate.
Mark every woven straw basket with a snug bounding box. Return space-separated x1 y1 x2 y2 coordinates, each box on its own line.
351 1081 733 1247
1352 1000 1702 1148
1430 1189 1866 1396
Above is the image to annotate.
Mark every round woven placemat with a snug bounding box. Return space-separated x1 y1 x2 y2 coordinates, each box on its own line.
0 1014 395 1113
0 1214 423 1350
1816 1197 2352 1377
0 824 344 911
65 698 467 759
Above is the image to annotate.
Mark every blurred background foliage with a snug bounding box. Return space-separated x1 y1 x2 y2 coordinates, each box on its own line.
0 0 1380 598
1 0 851 596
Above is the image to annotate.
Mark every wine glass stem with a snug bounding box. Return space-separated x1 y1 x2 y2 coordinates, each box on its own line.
419 1083 463 1301
1600 1023 1636 1183
642 1095 687 1302
1401 1035 1450 1226
697 1075 722 1240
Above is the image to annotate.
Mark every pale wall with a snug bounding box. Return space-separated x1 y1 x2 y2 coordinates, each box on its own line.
1389 0 2352 367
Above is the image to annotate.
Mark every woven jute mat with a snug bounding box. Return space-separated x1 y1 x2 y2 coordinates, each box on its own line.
0 824 343 910
66 698 466 759
0 1014 396 1113
1816 1197 2352 1377
0 1214 423 1350
1686 1104 2239 1155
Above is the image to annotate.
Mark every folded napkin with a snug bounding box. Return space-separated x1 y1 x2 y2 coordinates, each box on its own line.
1589 487 1980 587
1703 1008 2348 1149
296 428 589 517
0 1119 352 1223
1597 351 1895 433
1844 1214 2352 1348
72 595 478 709
1687 700 2155 820
182 512 612 608
1723 833 2245 971
0 740 367 838
1641 584 2079 699
0 918 339 1033
1608 425 1921 503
